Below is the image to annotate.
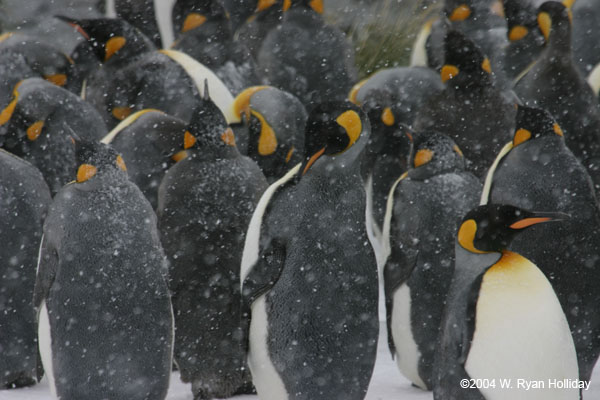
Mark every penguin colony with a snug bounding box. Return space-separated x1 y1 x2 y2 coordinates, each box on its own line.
0 0 599 399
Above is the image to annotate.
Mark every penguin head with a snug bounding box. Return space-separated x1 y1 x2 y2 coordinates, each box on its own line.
458 204 567 253
407 132 465 179
536 1 572 48
56 16 156 67
179 84 236 157
502 0 543 43
512 105 564 147
301 101 370 176
172 0 230 34
441 30 493 86
73 137 128 184
233 85 307 176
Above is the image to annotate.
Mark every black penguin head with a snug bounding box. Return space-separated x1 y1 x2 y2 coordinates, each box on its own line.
172 0 230 34
302 101 370 176
512 105 565 147
536 1 572 48
182 84 236 155
441 30 493 86
408 131 465 179
73 137 128 184
458 204 567 253
56 16 156 66
502 0 542 43
233 85 307 174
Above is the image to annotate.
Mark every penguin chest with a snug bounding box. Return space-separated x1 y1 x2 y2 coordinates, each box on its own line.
465 251 579 400
248 294 289 400
390 283 428 390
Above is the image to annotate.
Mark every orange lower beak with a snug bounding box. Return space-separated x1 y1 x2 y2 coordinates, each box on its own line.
303 147 326 175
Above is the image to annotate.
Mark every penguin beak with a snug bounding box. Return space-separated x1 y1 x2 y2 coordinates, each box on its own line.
302 147 326 175
509 211 570 229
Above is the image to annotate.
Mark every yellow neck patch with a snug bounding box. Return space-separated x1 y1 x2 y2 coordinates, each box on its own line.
257 0 277 11
553 123 564 136
44 74 67 87
509 25 529 42
105 36 126 62
449 4 471 21
27 121 44 141
252 111 278 156
336 110 362 150
538 12 551 41
414 148 433 167
172 150 188 162
182 13 207 32
77 164 97 183
454 145 463 157
513 128 532 146
381 107 395 126
0 82 21 126
221 128 236 147
283 0 292 11
116 155 127 171
441 65 459 83
233 86 269 120
184 131 197 149
310 0 324 14
481 58 492 74
458 219 488 254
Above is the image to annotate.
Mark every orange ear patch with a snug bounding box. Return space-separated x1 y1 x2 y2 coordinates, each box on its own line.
513 128 532 146
441 65 459 83
509 26 529 42
458 219 488 253
553 123 564 136
303 147 325 175
257 0 277 11
27 121 44 141
283 0 292 11
381 107 395 126
0 83 21 125
112 106 133 121
105 36 126 62
252 111 278 156
77 164 97 183
449 4 471 21
310 0 324 14
481 58 492 74
182 13 207 32
414 149 433 167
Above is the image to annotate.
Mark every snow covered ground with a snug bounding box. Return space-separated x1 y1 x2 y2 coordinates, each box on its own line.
3 323 599 400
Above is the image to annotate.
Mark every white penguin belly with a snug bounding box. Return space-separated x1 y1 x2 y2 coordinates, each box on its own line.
465 251 579 400
38 301 58 399
248 294 288 400
391 284 428 390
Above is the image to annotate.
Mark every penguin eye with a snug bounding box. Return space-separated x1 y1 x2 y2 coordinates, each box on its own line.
449 4 472 21
309 0 324 14
414 148 433 168
26 121 45 141
184 131 197 149
513 128 532 147
182 13 207 32
77 164 97 183
257 0 277 12
251 110 278 156
381 107 395 127
116 155 127 171
335 110 362 152
509 25 529 42
221 128 237 147
105 36 127 62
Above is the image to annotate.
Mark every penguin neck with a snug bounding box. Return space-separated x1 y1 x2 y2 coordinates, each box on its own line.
76 169 129 190
545 22 572 57
188 144 239 161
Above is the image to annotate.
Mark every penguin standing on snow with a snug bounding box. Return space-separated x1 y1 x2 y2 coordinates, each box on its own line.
0 78 107 194
514 1 600 191
383 133 481 390
157 89 267 399
483 105 600 382
0 150 51 389
241 101 379 400
34 138 174 400
101 109 188 209
434 205 579 400
414 29 515 179
232 85 307 181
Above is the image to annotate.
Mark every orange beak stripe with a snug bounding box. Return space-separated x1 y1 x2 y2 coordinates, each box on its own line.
510 217 552 229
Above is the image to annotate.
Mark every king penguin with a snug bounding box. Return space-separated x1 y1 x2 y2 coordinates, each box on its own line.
240 101 379 400
157 88 267 399
514 1 600 191
34 137 174 400
483 104 600 382
232 85 307 181
414 29 515 179
383 132 481 390
115 0 163 47
0 150 51 389
0 77 107 194
434 204 579 400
